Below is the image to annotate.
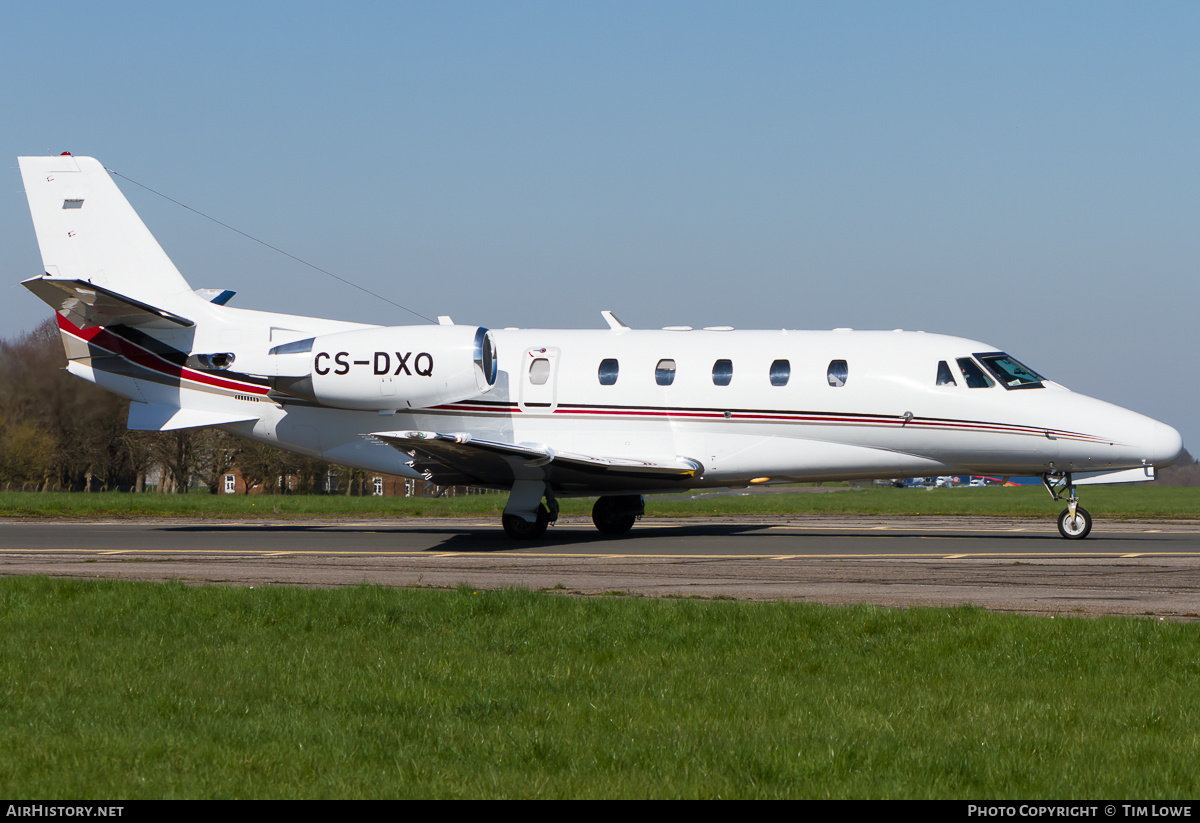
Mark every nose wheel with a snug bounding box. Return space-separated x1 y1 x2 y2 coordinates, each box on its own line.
1057 506 1092 539
1042 472 1093 540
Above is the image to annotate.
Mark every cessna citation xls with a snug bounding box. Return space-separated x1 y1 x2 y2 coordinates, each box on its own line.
17 154 1184 539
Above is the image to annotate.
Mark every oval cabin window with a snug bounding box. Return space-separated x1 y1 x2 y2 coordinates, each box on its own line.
769 359 790 387
827 360 848 387
598 358 619 386
529 358 551 385
712 359 733 386
655 359 677 386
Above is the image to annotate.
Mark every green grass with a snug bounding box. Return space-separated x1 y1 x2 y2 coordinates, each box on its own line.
0 577 1197 798
648 485 1200 520
0 490 510 519
1 486 1198 520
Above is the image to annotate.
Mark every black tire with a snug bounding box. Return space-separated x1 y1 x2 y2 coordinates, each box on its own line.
592 496 638 536
1057 506 1092 539
502 506 550 539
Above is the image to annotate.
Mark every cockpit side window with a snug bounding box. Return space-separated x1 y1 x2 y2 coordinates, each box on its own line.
956 357 995 388
975 352 1045 390
936 361 957 386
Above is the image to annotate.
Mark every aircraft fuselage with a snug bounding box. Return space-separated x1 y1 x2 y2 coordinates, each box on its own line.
19 154 1185 539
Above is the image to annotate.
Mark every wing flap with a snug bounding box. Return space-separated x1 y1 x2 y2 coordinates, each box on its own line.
370 430 702 490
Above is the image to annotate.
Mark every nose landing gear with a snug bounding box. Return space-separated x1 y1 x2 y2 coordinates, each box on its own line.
1057 504 1092 539
1041 472 1093 539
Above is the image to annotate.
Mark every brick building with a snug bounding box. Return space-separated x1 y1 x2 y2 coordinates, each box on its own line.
219 468 492 498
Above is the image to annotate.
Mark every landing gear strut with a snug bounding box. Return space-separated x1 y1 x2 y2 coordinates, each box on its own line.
591 495 644 536
502 504 553 539
1041 472 1093 540
501 480 559 540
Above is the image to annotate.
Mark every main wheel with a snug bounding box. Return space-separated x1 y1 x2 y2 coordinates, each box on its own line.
502 506 550 540
1057 506 1092 539
592 496 638 536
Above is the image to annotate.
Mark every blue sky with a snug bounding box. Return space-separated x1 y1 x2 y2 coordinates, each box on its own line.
3 1 1197 451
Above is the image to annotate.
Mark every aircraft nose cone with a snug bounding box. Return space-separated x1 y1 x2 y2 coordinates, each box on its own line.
1153 422 1184 467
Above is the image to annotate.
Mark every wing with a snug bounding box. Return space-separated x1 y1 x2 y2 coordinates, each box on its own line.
370 430 703 493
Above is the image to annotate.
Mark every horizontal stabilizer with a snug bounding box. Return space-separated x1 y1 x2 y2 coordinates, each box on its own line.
370 430 701 491
23 276 193 329
127 402 260 431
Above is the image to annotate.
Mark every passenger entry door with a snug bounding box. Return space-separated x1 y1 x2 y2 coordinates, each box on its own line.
519 347 560 413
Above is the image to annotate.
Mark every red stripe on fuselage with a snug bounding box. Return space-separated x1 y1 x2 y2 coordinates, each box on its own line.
427 399 1109 444
56 314 269 396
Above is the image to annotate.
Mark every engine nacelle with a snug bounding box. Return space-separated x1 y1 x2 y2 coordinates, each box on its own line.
271 325 496 410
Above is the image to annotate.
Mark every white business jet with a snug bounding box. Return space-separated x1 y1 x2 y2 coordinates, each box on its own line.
17 154 1184 539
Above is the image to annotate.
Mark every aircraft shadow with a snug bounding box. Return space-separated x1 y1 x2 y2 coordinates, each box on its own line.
159 521 775 552
158 521 1083 554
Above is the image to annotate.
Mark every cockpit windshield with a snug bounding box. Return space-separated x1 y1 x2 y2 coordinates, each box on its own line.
974 352 1045 390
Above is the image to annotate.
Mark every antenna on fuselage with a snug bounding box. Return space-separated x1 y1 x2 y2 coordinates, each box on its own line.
601 310 630 330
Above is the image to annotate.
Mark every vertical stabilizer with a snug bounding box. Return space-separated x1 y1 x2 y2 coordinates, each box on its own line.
18 155 195 307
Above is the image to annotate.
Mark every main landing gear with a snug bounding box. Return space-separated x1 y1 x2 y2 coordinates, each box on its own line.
501 504 553 539
500 479 561 540
1041 472 1093 540
501 481 645 539
591 495 645 536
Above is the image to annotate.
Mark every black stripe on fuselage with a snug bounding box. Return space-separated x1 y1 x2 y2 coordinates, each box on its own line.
104 324 270 388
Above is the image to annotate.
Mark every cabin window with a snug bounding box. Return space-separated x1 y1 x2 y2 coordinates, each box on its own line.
936 361 957 386
655 359 677 386
956 357 995 388
975 352 1045 390
529 358 551 385
598 358 619 385
712 359 733 386
769 359 790 386
827 360 848 387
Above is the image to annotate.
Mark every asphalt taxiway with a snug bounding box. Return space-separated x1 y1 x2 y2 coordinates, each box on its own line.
1 516 1198 619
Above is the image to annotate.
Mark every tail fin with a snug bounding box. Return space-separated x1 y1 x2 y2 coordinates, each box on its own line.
18 154 195 308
